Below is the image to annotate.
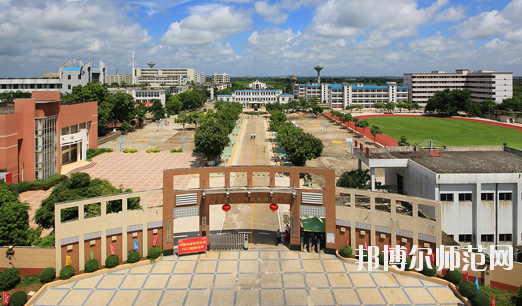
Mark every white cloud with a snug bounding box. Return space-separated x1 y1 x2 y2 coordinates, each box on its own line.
505 28 522 42
161 6 251 46
254 1 289 24
455 10 511 39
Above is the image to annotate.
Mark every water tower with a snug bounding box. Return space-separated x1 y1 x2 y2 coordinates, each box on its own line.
147 62 156 68
314 66 323 84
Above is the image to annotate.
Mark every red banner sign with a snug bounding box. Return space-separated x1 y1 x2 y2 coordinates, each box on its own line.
152 235 158 247
178 237 207 255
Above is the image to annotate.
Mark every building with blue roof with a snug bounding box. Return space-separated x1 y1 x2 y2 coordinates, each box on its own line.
216 89 293 107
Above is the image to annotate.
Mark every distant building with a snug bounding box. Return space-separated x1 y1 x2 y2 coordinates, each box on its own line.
195 72 206 84
107 74 133 85
217 89 293 108
211 73 230 83
133 68 196 87
403 69 513 105
0 58 106 94
107 88 166 107
296 82 408 109
0 91 98 183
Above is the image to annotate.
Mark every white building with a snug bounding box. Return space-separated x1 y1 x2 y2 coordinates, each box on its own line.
107 88 166 107
217 89 293 108
195 72 206 84
133 68 196 87
0 58 106 94
404 69 513 105
107 74 133 85
212 73 230 83
248 80 267 89
354 142 522 254
296 83 408 109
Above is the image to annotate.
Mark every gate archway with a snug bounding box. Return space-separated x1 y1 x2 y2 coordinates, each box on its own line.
162 166 336 255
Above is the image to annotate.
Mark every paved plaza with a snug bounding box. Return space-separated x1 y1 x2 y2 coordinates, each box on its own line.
32 250 461 306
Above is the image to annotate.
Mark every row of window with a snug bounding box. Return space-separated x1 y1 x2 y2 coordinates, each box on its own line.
440 192 512 202
458 234 512 242
1 83 62 89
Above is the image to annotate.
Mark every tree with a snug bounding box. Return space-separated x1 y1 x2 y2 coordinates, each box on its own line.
357 119 369 137
396 102 405 112
299 98 310 111
279 132 324 166
336 169 370 189
269 111 287 129
424 89 472 115
150 100 165 120
34 173 139 230
342 113 353 125
107 92 136 127
354 104 363 112
308 97 318 105
374 102 384 111
398 135 410 146
0 183 29 246
288 99 300 111
311 105 323 117
166 94 183 114
385 102 396 112
194 119 230 159
175 111 190 129
370 125 382 143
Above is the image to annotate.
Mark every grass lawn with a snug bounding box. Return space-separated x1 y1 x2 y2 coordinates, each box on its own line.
363 116 522 149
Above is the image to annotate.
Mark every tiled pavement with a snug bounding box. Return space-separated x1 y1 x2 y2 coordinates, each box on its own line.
32 250 461 306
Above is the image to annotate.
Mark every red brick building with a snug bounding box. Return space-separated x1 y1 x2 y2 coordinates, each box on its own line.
0 91 98 182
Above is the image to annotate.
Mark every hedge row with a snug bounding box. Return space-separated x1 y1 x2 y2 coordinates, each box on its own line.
9 174 66 193
123 148 138 153
86 148 113 160
170 148 183 153
146 148 160 153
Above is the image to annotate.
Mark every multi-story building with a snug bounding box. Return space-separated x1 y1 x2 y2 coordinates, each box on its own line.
0 58 106 94
0 91 98 183
133 68 196 87
404 69 513 105
107 88 166 107
217 89 293 108
195 72 206 84
211 73 230 83
248 80 268 89
354 143 522 254
296 83 408 109
106 74 133 85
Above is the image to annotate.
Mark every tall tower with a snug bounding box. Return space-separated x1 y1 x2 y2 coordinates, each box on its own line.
147 62 156 68
314 66 323 84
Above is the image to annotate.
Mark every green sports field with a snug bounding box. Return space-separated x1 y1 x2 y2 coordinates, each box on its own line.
363 116 522 149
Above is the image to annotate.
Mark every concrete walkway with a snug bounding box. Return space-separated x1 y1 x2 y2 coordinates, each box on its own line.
32 250 461 306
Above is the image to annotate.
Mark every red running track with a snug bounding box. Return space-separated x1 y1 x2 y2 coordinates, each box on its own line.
323 113 398 146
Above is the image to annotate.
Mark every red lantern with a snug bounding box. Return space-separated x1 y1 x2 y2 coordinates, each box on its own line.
222 204 231 212
269 203 278 212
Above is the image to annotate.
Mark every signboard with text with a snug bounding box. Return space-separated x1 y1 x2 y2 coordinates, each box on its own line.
178 237 207 255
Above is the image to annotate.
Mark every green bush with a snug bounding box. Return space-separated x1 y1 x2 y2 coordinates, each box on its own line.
87 148 96 155
469 292 490 306
446 270 462 286
0 267 21 291
518 284 522 300
8 291 27 306
39 267 56 284
123 149 130 153
86 148 113 160
377 253 385 266
121 121 129 130
404 257 412 271
11 174 66 192
170 148 177 153
177 148 183 152
105 255 119 269
59 265 75 280
339 245 352 258
459 281 478 298
130 148 137 153
356 250 368 262
127 250 141 263
84 259 99 273
420 262 437 277
146 148 152 153
147 148 160 153
148 247 163 260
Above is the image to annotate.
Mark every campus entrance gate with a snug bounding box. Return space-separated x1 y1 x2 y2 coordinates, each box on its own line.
163 166 337 256
208 233 248 250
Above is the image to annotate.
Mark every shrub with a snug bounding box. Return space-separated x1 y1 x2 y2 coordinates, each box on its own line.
420 262 437 277
105 255 119 269
130 148 137 153
84 259 99 273
146 148 152 153
11 174 66 192
404 257 412 271
87 148 96 155
147 148 160 153
39 267 56 284
0 267 21 291
518 284 522 300
446 270 462 286
86 148 113 160
8 291 27 306
469 292 490 306
153 148 160 153
377 253 385 266
127 250 141 263
459 281 477 298
59 265 75 280
123 149 130 153
339 245 352 258
121 121 129 130
148 247 163 260
177 148 183 152
170 149 176 153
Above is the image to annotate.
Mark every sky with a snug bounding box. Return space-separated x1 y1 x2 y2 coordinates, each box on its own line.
1 0 522 78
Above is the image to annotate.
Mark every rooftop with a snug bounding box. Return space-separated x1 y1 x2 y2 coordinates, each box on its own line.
373 149 522 174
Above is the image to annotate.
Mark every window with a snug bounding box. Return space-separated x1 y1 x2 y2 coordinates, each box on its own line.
68 75 71 80
68 85 71 89
481 234 494 242
499 193 512 201
458 193 472 201
440 194 453 201
78 74 81 80
499 234 512 242
459 234 472 243
481 193 494 201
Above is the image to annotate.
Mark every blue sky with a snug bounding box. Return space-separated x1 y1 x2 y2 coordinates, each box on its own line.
1 0 522 77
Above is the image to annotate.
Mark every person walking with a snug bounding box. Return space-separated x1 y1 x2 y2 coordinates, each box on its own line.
281 229 285 244
276 229 281 245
